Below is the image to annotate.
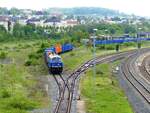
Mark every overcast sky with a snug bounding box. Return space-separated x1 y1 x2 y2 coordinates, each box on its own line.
0 0 149 17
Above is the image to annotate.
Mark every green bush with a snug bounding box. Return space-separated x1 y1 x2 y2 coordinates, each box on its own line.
23 44 31 48
28 53 39 59
7 96 39 110
25 59 39 66
96 70 104 75
36 48 44 54
0 108 27 113
123 42 136 47
70 52 75 56
32 42 39 46
4 46 9 50
24 60 32 66
0 51 7 59
97 45 105 50
17 44 23 48
36 42 50 54
16 49 20 52
0 89 11 98
0 64 4 67
40 42 49 49
106 45 115 50
31 59 39 66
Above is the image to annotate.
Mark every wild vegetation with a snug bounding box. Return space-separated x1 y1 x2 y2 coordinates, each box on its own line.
1 40 150 113
0 51 7 59
0 41 50 113
0 21 150 113
80 63 133 113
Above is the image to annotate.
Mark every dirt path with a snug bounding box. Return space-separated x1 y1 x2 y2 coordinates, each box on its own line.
77 100 86 113
0 58 13 64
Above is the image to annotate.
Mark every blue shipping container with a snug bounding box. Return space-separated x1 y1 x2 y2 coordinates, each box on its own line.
62 44 73 53
95 38 150 45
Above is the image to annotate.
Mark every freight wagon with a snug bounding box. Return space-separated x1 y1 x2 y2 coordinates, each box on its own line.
55 43 73 54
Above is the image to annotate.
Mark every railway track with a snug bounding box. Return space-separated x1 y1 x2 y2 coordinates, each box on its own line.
121 55 150 103
51 48 150 113
119 49 150 113
142 55 150 81
52 50 140 113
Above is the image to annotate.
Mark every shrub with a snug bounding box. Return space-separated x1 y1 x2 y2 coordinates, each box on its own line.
36 48 44 54
0 64 4 67
106 45 115 50
0 108 27 113
17 44 23 48
28 53 39 59
0 51 7 59
32 42 40 46
4 46 9 49
16 49 20 52
97 45 105 50
123 42 136 47
7 96 39 110
0 89 11 98
25 59 39 66
36 42 49 54
24 60 32 66
70 52 75 56
31 59 39 66
96 70 104 75
23 44 31 48
40 42 49 49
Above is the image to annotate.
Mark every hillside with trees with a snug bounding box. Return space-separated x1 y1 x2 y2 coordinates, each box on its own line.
0 7 126 17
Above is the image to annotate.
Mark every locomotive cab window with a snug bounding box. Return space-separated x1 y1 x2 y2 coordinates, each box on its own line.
52 57 61 62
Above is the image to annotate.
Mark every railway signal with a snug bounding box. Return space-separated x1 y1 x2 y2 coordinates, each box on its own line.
137 42 141 49
116 44 120 52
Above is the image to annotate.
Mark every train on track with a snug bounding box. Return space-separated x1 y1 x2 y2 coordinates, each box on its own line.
49 43 73 54
44 43 73 74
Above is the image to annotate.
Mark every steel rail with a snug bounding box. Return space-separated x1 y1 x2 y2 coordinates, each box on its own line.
64 50 139 113
52 48 150 113
120 51 150 104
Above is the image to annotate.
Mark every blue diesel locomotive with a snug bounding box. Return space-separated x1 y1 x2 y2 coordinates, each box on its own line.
44 48 63 75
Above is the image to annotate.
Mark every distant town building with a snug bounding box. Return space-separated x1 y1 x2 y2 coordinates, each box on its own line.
0 16 9 30
26 18 43 26
43 16 61 27
34 11 44 18
65 20 78 26
17 17 28 25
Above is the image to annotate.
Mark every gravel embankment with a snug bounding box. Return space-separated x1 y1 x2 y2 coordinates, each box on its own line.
117 64 150 113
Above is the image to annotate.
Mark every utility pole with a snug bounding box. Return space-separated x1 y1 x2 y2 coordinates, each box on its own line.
138 28 142 49
137 27 142 56
104 29 108 50
91 29 97 95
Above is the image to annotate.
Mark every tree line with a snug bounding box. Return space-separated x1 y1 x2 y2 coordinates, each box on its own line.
0 22 149 43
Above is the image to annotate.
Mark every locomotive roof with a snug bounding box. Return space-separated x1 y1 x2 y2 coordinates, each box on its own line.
49 54 61 59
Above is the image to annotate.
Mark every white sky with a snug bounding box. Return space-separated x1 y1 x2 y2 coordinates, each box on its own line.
0 0 149 17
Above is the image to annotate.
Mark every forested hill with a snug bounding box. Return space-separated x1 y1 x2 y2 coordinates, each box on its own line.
46 7 124 16
45 7 125 16
0 7 126 17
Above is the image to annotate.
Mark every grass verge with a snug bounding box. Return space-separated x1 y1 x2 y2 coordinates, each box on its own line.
80 63 133 113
